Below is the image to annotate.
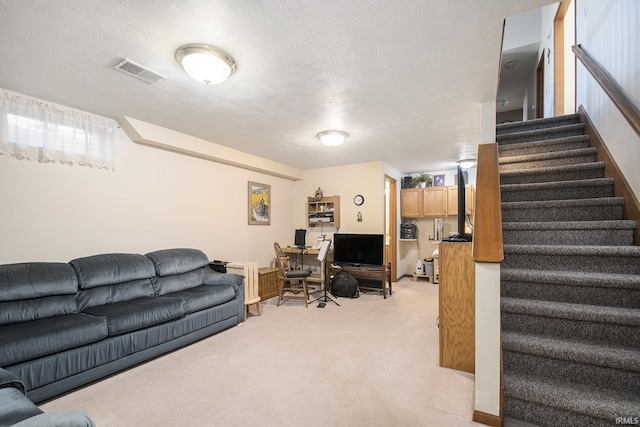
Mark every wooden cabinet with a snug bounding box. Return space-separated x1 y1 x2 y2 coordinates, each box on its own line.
401 186 474 218
307 196 340 228
439 242 475 373
400 188 423 217
447 185 475 216
422 187 447 216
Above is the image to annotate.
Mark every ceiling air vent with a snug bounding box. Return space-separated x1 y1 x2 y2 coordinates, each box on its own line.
114 59 166 84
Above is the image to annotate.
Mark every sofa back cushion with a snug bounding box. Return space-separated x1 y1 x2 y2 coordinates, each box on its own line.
145 248 208 295
0 263 78 326
70 253 156 311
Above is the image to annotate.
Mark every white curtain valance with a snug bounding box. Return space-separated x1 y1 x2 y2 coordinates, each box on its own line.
0 87 116 170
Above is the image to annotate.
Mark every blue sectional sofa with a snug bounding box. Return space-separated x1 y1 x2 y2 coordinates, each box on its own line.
0 368 94 426
0 248 244 408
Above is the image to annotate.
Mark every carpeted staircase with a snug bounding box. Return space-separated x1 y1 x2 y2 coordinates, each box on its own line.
496 114 640 426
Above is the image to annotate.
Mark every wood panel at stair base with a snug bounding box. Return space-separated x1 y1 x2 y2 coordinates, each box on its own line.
439 242 475 374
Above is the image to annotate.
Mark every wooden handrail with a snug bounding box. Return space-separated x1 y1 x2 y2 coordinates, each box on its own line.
573 44 640 138
472 143 503 263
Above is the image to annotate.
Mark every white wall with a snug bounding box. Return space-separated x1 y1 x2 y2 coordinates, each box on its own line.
0 128 297 266
575 0 640 197
541 3 558 118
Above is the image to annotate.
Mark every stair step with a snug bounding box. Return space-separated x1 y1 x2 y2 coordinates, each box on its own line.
498 135 591 157
501 297 640 347
497 123 585 146
504 373 640 427
502 220 636 246
501 268 640 308
501 197 625 222
503 244 640 274
496 114 580 136
499 147 598 171
503 331 640 394
500 178 614 203
499 162 605 185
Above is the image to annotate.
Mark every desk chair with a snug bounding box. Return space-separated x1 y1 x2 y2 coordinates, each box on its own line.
274 242 311 307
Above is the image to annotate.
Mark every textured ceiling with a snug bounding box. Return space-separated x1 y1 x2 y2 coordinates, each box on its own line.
0 0 556 174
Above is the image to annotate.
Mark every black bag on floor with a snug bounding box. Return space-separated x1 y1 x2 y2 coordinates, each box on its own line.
330 270 360 298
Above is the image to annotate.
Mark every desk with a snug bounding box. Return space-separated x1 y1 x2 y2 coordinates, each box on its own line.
280 246 332 288
330 264 392 299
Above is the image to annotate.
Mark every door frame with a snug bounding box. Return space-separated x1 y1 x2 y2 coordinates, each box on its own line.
385 175 398 281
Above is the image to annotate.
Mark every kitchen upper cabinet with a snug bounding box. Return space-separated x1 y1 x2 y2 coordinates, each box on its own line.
447 185 475 217
401 186 474 218
400 188 423 217
422 187 447 216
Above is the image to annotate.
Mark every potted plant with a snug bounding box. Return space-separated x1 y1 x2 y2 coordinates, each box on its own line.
411 173 433 188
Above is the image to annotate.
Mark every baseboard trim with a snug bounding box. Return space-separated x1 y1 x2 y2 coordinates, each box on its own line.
578 105 640 244
473 410 502 427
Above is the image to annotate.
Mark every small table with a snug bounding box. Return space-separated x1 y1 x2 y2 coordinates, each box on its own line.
330 263 392 299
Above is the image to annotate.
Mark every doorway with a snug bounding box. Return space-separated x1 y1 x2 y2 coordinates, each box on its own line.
385 175 398 281
536 52 545 119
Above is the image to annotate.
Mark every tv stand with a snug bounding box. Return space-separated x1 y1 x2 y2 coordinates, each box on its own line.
331 263 392 299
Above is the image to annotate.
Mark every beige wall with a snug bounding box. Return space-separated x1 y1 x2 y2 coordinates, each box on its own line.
295 161 388 246
0 130 398 268
0 128 297 266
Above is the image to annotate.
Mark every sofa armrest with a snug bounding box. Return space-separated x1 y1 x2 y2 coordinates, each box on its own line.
11 410 95 427
203 269 243 292
0 368 25 395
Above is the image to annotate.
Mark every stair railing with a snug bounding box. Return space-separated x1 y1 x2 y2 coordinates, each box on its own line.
573 44 640 138
573 44 640 244
471 142 504 427
472 143 503 263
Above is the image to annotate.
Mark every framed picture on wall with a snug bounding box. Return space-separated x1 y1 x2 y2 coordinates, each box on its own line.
248 181 271 225
434 174 445 187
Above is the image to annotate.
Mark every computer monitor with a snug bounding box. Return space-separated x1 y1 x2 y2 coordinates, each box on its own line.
294 229 306 248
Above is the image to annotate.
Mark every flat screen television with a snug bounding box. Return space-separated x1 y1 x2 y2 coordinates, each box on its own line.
333 233 384 267
446 165 472 242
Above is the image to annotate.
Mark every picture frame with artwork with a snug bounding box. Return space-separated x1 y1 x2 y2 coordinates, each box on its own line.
248 181 271 225
434 174 445 187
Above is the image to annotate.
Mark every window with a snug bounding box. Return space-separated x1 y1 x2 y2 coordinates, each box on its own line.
0 87 116 170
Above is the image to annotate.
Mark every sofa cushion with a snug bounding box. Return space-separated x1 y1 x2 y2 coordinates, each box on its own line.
0 263 78 301
162 284 237 314
82 297 185 336
75 278 155 311
0 295 77 327
145 248 208 276
152 269 205 296
0 314 108 366
70 253 156 290
0 263 79 326
12 410 96 427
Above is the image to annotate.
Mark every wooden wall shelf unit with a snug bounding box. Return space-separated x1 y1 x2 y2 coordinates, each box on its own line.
439 241 475 373
400 186 474 218
307 196 340 228
330 263 392 299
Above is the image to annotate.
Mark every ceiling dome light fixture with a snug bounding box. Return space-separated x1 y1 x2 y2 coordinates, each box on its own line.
175 44 236 85
316 130 349 147
457 159 477 169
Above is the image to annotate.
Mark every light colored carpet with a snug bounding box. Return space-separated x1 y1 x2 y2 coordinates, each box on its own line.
41 279 479 426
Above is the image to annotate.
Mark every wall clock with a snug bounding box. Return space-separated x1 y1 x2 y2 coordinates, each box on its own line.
354 194 364 206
